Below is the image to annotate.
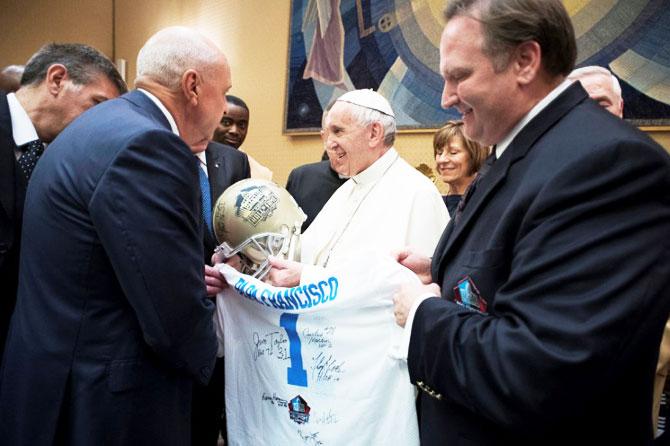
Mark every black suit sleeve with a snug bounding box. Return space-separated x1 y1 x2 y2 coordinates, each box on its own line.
90 130 217 384
285 169 297 194
409 139 670 432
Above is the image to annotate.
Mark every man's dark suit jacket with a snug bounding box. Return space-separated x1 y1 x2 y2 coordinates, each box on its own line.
191 141 250 446
409 83 670 445
0 90 218 445
286 160 347 231
0 92 26 359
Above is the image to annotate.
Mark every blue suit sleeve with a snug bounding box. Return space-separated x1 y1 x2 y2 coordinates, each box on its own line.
89 129 217 384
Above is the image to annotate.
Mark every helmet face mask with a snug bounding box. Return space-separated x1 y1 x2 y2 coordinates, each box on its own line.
213 179 305 279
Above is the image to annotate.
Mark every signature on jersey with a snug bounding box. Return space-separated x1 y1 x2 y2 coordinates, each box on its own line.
310 352 345 383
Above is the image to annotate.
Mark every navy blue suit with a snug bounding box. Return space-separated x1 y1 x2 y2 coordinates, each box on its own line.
0 93 25 359
0 90 218 445
409 83 670 445
286 160 347 231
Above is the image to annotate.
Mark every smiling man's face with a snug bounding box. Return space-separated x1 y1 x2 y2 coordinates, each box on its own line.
322 102 379 178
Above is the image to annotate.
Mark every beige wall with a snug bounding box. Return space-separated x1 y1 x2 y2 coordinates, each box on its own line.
2 0 669 186
0 0 113 65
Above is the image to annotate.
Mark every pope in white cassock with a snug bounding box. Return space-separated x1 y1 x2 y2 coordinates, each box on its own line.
271 88 450 280
214 89 449 445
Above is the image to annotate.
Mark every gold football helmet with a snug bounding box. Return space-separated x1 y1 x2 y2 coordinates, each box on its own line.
212 179 306 278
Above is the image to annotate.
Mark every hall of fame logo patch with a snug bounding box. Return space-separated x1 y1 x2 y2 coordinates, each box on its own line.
288 395 311 424
234 185 278 226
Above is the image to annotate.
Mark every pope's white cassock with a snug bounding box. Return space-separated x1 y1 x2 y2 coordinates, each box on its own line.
216 147 449 445
300 147 449 270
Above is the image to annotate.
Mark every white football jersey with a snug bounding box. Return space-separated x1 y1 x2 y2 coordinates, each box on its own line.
215 255 420 446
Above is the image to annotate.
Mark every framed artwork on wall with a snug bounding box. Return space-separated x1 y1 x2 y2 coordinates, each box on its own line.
283 0 670 134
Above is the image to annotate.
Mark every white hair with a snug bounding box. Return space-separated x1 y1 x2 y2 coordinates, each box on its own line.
136 26 222 90
345 102 397 147
568 65 622 100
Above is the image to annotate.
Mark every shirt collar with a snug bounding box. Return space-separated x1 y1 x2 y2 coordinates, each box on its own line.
351 147 398 186
196 150 207 168
7 92 39 146
495 79 572 159
138 88 179 136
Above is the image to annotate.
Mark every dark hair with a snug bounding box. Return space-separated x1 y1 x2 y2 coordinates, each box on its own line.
445 0 576 76
21 43 127 94
433 121 489 176
225 94 249 112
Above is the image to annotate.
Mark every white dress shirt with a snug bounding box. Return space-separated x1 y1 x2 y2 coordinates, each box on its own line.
300 147 449 277
7 92 39 159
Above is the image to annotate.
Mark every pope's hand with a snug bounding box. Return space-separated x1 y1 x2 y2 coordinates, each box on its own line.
266 255 303 287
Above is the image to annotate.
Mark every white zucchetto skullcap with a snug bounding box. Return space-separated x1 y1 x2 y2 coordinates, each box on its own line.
336 89 395 118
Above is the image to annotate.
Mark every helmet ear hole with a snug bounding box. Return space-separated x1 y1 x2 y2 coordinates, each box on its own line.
212 179 307 279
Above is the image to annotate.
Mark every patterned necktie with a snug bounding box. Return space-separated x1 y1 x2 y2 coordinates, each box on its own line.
453 150 497 224
198 162 213 236
17 139 44 182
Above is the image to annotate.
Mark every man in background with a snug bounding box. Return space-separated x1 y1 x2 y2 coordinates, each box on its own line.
0 65 24 92
568 65 623 118
213 94 273 180
0 44 125 359
392 1 670 444
0 27 229 444
286 152 347 231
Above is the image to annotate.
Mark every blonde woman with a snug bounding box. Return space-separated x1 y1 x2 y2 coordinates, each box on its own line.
433 120 489 217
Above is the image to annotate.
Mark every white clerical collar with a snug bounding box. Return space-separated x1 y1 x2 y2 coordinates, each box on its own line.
7 92 39 146
495 79 572 159
351 147 399 185
137 88 180 136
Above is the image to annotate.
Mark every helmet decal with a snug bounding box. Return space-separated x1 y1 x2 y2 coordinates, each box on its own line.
213 179 306 279
235 185 279 226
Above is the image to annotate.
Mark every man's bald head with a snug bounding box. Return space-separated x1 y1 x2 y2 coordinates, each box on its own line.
568 66 623 118
135 27 232 153
0 65 24 92
136 26 227 91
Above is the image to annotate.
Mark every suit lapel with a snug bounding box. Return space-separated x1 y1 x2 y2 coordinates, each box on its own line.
206 146 225 201
0 94 17 219
433 83 589 277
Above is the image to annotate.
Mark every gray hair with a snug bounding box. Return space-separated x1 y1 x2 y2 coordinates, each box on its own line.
346 102 396 147
21 43 126 94
136 26 222 90
568 66 622 99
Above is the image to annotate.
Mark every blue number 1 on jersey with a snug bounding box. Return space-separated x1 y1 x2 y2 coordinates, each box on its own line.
279 313 308 387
